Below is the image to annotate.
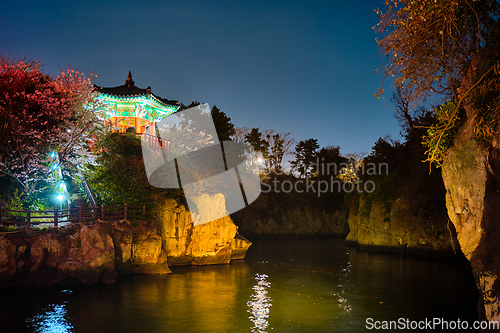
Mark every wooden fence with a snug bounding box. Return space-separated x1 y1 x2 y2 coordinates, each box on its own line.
0 204 146 228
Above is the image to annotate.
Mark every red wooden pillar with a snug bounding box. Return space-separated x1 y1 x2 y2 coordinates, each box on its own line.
134 117 139 133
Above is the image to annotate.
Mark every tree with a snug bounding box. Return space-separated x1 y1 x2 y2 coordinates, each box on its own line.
0 57 104 203
265 132 295 173
314 145 348 208
53 69 105 169
375 0 500 164
291 138 320 178
211 105 235 141
314 145 347 179
376 0 499 100
85 131 178 206
391 87 428 137
233 127 249 143
338 152 365 184
244 128 295 173
177 102 236 142
245 128 269 158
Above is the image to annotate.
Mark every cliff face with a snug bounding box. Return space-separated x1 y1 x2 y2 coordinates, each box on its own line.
233 207 347 238
229 190 348 238
155 196 252 265
0 221 170 288
442 113 500 322
346 196 458 256
0 194 252 287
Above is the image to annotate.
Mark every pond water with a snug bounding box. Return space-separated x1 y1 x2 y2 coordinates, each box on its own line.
1 238 479 332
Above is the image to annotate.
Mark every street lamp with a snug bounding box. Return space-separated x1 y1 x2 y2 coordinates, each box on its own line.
57 193 64 210
257 157 264 174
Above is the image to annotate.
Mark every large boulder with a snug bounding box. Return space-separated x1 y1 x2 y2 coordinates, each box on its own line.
156 196 251 266
132 222 171 274
0 221 172 288
230 234 252 260
57 224 116 285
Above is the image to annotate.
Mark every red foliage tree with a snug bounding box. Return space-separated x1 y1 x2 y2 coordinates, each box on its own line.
0 57 104 201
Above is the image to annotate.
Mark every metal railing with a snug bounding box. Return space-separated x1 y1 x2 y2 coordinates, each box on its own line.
81 179 97 208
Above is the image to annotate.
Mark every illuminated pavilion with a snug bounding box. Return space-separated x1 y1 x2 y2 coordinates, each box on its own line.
94 72 179 135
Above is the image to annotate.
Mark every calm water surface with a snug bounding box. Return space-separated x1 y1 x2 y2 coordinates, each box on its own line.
0 238 479 332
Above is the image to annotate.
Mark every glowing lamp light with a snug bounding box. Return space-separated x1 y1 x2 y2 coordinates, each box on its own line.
57 194 64 202
257 158 264 164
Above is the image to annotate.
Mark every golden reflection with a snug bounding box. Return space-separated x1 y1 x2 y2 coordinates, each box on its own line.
161 262 252 331
247 273 272 332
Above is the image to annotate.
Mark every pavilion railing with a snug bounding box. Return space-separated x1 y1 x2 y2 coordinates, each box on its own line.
137 133 170 156
0 204 146 228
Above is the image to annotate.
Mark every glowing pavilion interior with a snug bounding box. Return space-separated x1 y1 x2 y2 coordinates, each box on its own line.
94 72 179 135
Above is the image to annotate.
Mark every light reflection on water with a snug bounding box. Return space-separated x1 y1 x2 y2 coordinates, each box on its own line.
335 260 352 312
1 239 479 333
247 273 273 332
27 302 73 333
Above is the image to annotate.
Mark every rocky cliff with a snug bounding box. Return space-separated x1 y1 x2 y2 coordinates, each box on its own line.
0 221 170 288
439 49 500 323
0 195 252 287
155 196 252 265
230 192 348 238
442 105 500 322
346 195 459 256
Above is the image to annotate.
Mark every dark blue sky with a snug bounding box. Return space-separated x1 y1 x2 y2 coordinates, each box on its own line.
0 0 400 156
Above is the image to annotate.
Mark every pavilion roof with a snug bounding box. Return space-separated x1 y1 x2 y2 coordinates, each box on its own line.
94 71 178 107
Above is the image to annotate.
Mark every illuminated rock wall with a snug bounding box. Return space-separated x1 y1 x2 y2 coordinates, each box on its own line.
442 106 500 323
440 49 500 323
155 197 252 266
346 196 457 256
0 221 170 288
230 193 348 238
0 196 252 287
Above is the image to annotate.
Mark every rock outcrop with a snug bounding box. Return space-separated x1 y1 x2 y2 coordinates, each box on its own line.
440 50 500 323
230 192 348 238
0 221 170 288
0 195 253 288
442 103 500 323
155 196 252 265
346 196 458 256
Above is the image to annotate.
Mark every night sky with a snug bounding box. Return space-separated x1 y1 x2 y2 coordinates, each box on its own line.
0 0 400 156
